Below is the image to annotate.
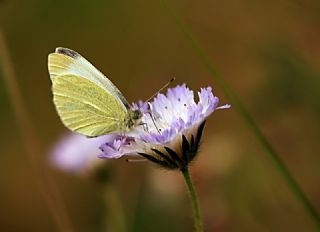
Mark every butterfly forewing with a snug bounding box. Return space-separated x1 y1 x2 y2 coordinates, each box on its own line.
48 47 130 109
53 74 127 137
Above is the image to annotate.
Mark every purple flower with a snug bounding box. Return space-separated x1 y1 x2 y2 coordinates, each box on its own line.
50 132 113 174
99 84 230 170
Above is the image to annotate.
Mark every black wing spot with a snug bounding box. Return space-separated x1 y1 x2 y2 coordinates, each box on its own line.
56 47 79 58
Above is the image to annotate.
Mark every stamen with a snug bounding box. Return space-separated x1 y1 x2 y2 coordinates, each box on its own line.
126 158 147 162
147 102 161 134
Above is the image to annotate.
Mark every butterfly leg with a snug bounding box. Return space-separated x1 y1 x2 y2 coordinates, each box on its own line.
139 122 149 132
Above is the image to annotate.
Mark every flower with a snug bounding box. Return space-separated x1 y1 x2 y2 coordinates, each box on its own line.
99 84 230 170
50 132 113 174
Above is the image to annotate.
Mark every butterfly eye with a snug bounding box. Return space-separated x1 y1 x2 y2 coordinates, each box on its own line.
132 110 142 120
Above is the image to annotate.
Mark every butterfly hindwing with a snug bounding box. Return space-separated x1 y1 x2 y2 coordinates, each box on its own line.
52 74 127 137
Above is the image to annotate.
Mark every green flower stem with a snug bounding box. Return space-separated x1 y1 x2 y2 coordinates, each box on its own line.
95 168 126 232
161 1 320 230
181 168 203 232
102 184 126 232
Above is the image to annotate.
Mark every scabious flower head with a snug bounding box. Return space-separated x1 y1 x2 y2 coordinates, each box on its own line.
99 84 230 171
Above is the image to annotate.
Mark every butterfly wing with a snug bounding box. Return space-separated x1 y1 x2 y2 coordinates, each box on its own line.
53 74 127 137
48 47 130 109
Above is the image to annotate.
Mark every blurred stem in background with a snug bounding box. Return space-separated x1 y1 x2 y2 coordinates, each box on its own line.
50 133 130 232
0 30 73 232
160 0 320 230
95 168 127 232
181 168 203 232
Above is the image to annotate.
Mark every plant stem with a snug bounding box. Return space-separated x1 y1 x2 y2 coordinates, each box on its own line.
102 184 127 232
95 168 127 232
160 1 320 230
0 30 73 232
181 168 203 232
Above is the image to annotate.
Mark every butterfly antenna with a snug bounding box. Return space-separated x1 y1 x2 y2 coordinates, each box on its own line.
143 77 175 134
146 77 175 102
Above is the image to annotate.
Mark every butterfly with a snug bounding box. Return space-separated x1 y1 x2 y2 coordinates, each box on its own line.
48 47 142 137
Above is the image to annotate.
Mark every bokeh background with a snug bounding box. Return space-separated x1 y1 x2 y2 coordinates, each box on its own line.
1 0 320 231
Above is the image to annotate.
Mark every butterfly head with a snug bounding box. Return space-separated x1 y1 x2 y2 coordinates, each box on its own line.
126 109 143 129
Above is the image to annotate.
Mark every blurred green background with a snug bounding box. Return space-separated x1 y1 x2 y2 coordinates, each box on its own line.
1 0 320 231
